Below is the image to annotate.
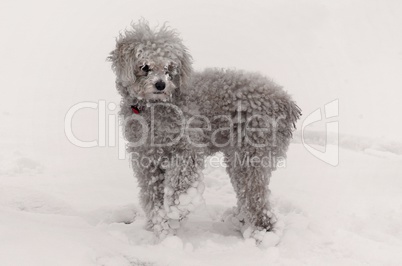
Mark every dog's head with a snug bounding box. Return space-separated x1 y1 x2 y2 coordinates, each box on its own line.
108 20 192 102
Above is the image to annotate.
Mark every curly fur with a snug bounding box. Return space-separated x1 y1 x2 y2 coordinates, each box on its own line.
108 20 301 242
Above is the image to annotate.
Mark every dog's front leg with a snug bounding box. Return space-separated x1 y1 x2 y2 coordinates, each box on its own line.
157 151 205 238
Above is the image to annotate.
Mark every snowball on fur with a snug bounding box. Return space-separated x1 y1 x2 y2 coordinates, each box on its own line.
168 219 181 229
179 193 192 205
187 187 197 197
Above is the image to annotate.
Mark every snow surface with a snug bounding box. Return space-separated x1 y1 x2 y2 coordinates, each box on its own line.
1 111 402 265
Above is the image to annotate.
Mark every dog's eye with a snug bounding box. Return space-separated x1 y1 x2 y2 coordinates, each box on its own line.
141 65 150 73
167 64 176 72
165 71 173 80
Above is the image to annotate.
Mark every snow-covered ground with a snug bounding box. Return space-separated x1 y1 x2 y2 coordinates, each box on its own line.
1 108 402 265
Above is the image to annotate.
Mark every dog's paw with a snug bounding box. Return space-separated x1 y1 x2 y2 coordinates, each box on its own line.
242 226 281 248
150 207 189 240
153 219 177 239
221 207 246 231
241 217 284 248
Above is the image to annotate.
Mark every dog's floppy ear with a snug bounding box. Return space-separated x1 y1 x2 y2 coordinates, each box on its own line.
108 41 137 83
176 46 192 90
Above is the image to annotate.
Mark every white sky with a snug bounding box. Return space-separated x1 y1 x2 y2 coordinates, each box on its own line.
1 0 402 142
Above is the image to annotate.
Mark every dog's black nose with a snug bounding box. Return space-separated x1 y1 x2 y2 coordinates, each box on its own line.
155 80 166 91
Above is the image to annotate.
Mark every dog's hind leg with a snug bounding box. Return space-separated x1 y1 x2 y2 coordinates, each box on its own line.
223 114 282 245
224 147 277 231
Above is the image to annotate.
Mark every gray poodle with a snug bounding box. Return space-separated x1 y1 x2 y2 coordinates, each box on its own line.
108 21 301 245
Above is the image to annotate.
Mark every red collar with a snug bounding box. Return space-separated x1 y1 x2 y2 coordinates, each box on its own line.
131 105 144 114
